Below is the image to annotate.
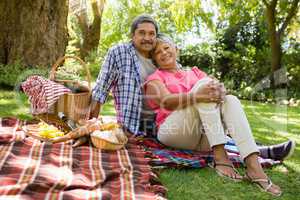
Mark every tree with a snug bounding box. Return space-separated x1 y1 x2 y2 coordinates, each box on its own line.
70 0 106 59
0 0 69 67
99 0 214 51
262 0 299 73
215 0 299 88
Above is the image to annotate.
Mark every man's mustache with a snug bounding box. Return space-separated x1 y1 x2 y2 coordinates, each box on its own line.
141 40 153 45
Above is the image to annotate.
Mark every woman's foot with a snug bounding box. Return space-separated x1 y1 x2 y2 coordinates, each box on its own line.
212 144 243 181
244 171 282 196
245 153 282 196
211 161 243 181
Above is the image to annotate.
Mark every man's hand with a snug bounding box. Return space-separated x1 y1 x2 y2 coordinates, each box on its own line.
89 100 101 119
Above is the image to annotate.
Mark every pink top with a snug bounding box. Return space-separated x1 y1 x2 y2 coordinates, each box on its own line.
144 67 207 127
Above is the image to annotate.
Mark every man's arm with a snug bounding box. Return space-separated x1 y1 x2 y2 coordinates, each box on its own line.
90 47 118 119
89 99 102 119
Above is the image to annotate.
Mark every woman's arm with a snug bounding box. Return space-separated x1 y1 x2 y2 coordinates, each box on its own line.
145 80 222 111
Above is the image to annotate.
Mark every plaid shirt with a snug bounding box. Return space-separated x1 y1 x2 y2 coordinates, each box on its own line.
92 42 145 136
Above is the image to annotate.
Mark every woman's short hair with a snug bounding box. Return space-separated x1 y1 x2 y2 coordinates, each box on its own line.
130 14 159 35
156 33 176 47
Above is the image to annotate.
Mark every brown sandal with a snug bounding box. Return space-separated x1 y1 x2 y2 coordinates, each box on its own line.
244 173 282 196
208 162 243 182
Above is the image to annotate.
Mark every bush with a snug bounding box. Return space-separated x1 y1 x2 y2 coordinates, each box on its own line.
0 62 48 89
179 44 214 73
284 41 300 99
84 50 105 81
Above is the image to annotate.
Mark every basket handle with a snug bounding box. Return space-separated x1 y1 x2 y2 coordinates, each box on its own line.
49 55 92 91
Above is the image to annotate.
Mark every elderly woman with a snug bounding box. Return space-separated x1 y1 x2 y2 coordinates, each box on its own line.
144 34 282 196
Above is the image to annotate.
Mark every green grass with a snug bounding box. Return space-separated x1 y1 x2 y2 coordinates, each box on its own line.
0 89 33 120
0 89 116 119
0 89 299 199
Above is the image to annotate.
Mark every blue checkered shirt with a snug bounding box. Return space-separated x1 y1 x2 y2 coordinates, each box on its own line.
92 42 145 136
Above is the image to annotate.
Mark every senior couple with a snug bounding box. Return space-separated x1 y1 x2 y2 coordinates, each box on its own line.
90 14 295 196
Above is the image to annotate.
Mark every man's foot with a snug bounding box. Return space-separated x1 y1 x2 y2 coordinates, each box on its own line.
259 140 296 160
209 161 243 182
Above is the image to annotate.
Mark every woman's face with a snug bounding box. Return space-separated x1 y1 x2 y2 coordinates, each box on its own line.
153 41 177 70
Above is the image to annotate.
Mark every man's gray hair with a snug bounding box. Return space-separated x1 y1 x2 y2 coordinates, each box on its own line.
130 14 159 35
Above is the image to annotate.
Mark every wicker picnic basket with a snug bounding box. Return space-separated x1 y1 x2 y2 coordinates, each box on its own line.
90 128 128 150
49 55 92 122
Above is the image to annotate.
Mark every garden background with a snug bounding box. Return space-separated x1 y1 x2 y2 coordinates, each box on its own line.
0 0 299 199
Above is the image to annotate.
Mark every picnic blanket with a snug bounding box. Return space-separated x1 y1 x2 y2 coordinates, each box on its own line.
0 118 167 200
137 137 281 169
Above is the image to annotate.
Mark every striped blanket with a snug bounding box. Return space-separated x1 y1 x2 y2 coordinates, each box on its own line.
0 118 166 200
138 137 281 169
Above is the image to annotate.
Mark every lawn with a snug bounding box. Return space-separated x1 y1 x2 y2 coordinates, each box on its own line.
0 89 299 200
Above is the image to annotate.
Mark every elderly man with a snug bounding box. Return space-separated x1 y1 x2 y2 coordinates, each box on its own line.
90 14 158 136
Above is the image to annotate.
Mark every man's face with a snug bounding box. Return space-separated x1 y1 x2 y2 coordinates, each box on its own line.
132 22 157 57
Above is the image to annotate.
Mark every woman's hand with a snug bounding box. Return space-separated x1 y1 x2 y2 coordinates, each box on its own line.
192 81 226 103
204 78 227 102
218 82 227 102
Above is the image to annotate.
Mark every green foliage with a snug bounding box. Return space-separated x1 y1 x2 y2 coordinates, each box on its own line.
180 15 269 89
216 0 261 25
169 0 214 32
84 49 105 80
179 43 214 73
284 40 300 98
0 62 48 89
0 62 25 87
214 6 299 100
179 10 300 101
51 52 103 84
55 60 85 81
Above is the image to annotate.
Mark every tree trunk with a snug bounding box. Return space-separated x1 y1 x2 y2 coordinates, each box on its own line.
263 0 299 88
80 11 102 59
270 33 282 72
264 0 300 73
72 0 105 60
265 0 281 73
0 0 69 67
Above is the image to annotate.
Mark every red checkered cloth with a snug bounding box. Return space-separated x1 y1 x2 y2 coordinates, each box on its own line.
21 75 71 114
0 118 167 200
